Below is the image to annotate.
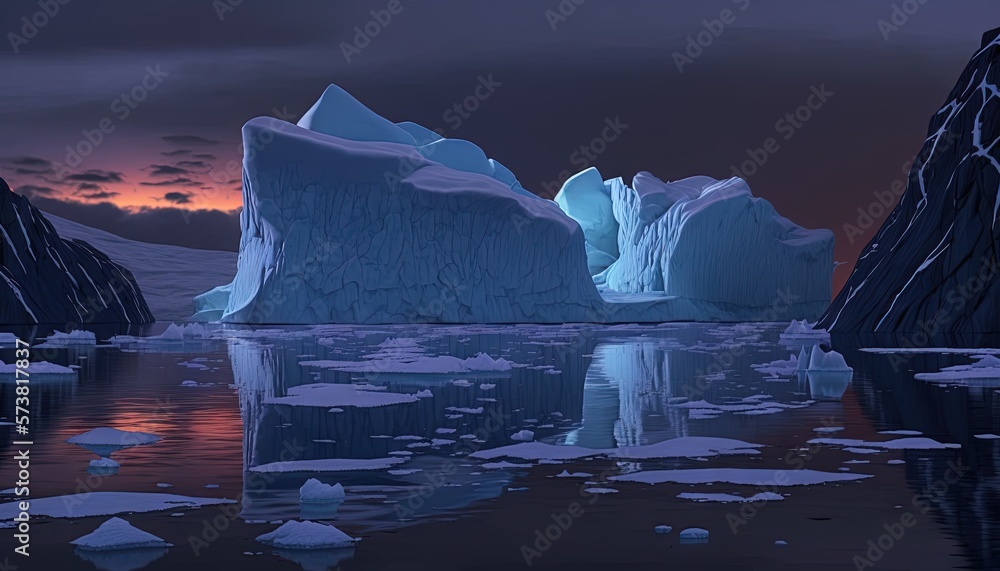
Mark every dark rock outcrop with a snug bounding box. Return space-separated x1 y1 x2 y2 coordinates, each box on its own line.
820 29 1000 333
0 178 153 324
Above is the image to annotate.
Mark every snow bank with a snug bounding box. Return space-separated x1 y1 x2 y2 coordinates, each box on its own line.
71 517 172 551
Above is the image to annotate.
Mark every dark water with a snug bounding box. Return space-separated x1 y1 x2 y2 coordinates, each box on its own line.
1 322 998 569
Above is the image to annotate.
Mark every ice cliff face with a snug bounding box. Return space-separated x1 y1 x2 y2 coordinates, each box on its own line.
0 178 153 324
819 29 1000 333
197 85 833 324
559 171 833 315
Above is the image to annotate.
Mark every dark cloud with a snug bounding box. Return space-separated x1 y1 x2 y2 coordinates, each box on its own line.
32 197 241 252
78 191 120 200
192 153 217 160
147 164 191 177
163 191 194 204
63 170 125 184
175 160 211 170
77 183 101 191
162 135 220 146
15 185 58 197
1 156 56 175
161 149 192 157
139 177 201 187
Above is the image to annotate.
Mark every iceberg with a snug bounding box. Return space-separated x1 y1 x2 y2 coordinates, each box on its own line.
196 84 834 324
914 355 1000 383
679 528 709 545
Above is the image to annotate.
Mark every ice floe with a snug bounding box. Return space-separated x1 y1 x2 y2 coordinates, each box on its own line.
250 458 407 473
264 383 418 409
679 527 709 544
299 352 512 375
610 468 872 486
0 492 234 520
299 479 345 504
67 427 161 456
471 437 763 462
807 437 960 450
914 355 1000 383
511 430 535 442
677 492 784 503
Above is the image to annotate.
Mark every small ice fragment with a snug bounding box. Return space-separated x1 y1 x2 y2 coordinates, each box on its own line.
775 540 788 546
511 430 535 442
679 528 709 544
299 478 345 504
654 525 672 534
583 487 618 495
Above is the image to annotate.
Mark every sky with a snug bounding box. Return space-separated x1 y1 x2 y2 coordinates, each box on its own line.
1 0 999 293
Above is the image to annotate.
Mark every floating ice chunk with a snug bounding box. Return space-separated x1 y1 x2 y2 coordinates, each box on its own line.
610 468 872 486
914 355 1000 383
781 320 830 340
751 355 799 377
775 540 788 546
300 353 512 375
250 458 407 474
813 426 845 434
39 329 97 346
264 383 418 409
679 528 709 544
256 520 359 550
511 430 535 442
445 406 484 415
0 360 77 377
677 492 784 503
452 379 473 387
0 333 17 346
555 470 593 478
808 437 960 450
88 457 120 475
878 430 922 436
583 487 618 495
887 460 906 465
71 517 172 551
473 437 762 462
414 389 433 398
654 525 673 534
975 433 1000 440
299 479 345 504
0 492 234 520
67 427 161 456
807 345 852 372
482 461 533 470
844 448 881 455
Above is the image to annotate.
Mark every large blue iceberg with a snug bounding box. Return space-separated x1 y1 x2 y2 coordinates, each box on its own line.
195 85 833 324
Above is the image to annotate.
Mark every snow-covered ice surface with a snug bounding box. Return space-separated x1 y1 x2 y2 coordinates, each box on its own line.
264 383 419 409
0 493 235 520
71 517 172 551
67 427 161 456
299 479 346 503
45 213 237 321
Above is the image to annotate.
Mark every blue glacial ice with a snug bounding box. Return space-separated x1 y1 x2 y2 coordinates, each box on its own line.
196 84 834 324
